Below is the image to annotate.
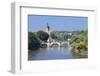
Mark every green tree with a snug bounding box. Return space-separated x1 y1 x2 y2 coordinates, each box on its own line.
51 32 57 39
64 34 69 41
37 31 49 42
28 32 40 50
70 31 88 52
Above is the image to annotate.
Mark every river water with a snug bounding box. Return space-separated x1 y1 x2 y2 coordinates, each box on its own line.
28 45 85 60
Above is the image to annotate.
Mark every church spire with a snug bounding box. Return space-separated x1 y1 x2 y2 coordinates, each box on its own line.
47 23 50 31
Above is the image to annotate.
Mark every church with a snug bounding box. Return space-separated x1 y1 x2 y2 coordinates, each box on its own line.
43 23 52 43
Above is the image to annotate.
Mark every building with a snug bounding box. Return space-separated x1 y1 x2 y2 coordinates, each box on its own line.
43 23 52 43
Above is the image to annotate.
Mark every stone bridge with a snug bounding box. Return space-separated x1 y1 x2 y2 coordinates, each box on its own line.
41 41 70 47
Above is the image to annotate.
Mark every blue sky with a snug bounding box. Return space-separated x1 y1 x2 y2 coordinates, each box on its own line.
28 15 88 32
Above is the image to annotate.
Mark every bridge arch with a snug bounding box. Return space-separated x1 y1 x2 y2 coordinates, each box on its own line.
50 42 60 47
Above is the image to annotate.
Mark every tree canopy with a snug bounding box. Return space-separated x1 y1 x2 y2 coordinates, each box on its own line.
28 32 40 50
37 31 49 42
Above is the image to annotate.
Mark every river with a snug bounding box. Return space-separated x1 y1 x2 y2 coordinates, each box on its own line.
28 45 86 60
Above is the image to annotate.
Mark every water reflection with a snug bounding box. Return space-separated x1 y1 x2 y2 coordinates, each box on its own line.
28 46 80 60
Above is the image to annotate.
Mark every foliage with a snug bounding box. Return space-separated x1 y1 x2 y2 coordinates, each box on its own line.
51 31 70 41
28 32 40 50
51 32 57 39
70 31 88 52
37 31 49 42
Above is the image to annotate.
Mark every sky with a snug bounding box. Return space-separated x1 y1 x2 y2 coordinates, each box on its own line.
28 15 88 32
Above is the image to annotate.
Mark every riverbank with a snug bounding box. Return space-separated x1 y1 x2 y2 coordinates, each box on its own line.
68 45 88 58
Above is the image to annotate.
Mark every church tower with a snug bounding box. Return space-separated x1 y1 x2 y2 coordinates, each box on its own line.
44 23 52 43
